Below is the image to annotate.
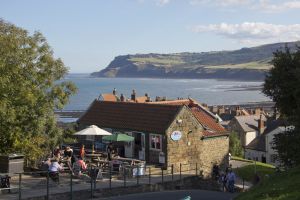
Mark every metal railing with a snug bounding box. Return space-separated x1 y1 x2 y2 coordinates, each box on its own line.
0 163 201 200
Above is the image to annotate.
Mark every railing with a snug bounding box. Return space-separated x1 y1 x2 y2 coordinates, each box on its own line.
0 163 202 200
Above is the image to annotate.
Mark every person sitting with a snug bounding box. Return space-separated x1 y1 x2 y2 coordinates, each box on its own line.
48 158 63 182
73 157 87 176
53 146 61 159
79 144 85 159
64 146 73 159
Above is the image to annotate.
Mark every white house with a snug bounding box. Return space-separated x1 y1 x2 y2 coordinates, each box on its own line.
245 119 291 166
228 114 266 147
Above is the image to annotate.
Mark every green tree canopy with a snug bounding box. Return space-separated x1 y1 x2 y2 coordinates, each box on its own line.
0 19 76 163
229 132 244 157
263 46 300 166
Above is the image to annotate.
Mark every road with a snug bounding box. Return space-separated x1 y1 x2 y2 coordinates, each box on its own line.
97 190 237 200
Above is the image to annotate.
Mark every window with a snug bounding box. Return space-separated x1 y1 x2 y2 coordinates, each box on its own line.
150 134 162 150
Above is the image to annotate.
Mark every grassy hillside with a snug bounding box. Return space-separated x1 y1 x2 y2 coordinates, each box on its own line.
235 166 300 200
234 162 275 182
92 41 300 80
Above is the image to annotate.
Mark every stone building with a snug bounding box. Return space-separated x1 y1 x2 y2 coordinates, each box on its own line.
77 100 229 177
228 114 267 147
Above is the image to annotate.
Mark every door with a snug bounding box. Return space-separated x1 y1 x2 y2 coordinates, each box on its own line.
139 133 145 160
124 132 134 158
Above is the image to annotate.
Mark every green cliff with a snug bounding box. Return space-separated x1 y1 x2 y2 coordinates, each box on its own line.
92 41 300 80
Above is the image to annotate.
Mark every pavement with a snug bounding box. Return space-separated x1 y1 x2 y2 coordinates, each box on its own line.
229 159 253 190
0 162 253 200
96 190 237 200
229 160 252 169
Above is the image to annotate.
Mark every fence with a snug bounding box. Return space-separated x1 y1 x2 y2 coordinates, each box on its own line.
0 163 202 200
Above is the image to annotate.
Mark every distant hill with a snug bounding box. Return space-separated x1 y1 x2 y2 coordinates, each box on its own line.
91 41 300 80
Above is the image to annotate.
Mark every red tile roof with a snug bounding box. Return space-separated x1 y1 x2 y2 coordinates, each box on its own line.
150 99 228 137
78 100 183 133
202 130 228 137
191 108 227 134
148 99 192 106
135 96 148 103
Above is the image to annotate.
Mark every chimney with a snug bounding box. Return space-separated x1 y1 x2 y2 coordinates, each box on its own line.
120 94 125 102
235 106 241 116
113 88 117 95
218 106 225 115
131 89 136 101
255 108 261 116
258 114 265 134
145 93 151 102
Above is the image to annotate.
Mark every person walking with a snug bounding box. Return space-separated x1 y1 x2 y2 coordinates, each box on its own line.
220 172 228 192
228 169 236 193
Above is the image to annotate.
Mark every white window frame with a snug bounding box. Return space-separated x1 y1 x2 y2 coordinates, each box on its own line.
149 134 162 151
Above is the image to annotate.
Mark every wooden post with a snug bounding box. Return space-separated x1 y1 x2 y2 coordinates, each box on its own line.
18 174 22 200
70 173 73 200
46 172 49 200
180 163 182 181
149 167 151 184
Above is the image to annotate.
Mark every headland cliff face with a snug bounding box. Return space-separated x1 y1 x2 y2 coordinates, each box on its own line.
91 41 300 80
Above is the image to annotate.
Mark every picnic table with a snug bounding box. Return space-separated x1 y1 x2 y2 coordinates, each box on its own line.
112 157 144 166
86 153 108 169
111 157 146 177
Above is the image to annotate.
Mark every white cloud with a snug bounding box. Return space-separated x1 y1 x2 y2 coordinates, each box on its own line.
156 0 171 6
189 0 300 12
257 0 300 12
190 0 251 6
191 22 300 45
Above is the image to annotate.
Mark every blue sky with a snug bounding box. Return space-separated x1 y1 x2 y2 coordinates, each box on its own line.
1 0 300 73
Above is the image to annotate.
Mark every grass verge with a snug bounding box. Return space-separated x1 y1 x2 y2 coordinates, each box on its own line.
235 166 300 200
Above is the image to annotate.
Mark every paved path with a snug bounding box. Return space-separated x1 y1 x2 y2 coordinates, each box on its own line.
230 160 252 169
97 190 237 200
0 172 196 200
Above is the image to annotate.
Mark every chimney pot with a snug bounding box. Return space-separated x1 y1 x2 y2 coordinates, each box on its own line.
131 89 136 101
120 94 125 102
258 114 265 134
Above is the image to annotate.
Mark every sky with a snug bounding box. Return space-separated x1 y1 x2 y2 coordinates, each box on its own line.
1 0 300 73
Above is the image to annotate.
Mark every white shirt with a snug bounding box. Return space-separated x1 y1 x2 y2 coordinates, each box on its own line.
49 162 63 172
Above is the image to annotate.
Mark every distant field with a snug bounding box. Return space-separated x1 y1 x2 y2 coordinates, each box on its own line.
129 57 184 65
205 62 272 70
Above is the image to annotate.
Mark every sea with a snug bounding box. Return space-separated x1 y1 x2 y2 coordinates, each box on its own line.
61 73 270 112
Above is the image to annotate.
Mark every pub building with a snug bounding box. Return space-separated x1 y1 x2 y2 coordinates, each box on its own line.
77 99 229 177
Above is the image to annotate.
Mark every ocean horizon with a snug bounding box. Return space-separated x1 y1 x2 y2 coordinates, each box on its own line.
60 73 270 112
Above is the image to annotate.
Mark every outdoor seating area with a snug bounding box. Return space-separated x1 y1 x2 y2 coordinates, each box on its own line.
39 125 146 183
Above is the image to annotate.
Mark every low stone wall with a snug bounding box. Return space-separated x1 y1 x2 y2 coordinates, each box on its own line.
22 176 220 200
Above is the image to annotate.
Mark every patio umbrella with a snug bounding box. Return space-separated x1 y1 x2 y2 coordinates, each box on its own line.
102 133 134 142
74 125 112 136
74 125 112 152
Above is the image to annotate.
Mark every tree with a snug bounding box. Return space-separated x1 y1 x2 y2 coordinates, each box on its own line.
0 19 77 164
229 132 244 157
263 46 300 166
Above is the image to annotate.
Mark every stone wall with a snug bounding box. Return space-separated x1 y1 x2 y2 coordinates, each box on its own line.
200 136 229 177
166 106 229 177
166 106 204 171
